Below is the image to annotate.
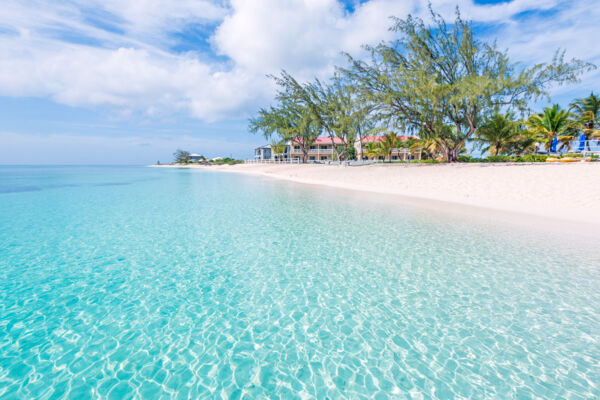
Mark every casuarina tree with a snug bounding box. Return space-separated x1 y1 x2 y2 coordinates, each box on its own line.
342 7 594 161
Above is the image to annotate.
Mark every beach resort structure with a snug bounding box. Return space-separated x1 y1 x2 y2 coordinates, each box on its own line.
254 145 273 161
254 136 421 162
189 153 204 163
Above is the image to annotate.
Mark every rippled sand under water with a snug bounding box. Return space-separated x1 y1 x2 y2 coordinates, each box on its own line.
0 166 598 399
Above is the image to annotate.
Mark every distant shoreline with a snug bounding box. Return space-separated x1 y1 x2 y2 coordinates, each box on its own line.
151 162 600 232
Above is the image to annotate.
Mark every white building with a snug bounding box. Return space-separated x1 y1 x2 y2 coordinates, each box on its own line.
189 153 204 162
254 135 420 162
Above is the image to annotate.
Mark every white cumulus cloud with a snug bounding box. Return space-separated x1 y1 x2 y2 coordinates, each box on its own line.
0 0 597 122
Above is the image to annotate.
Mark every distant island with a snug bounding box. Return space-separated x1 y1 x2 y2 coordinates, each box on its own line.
155 149 243 166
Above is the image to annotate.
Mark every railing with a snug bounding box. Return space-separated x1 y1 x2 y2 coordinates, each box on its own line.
553 140 600 154
246 159 301 164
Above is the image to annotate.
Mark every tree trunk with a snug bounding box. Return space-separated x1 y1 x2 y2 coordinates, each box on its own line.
585 133 591 151
358 133 364 160
323 126 342 161
446 147 459 162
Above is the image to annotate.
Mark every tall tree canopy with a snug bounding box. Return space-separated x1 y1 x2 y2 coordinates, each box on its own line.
526 105 577 152
249 94 321 163
473 112 522 156
269 72 367 161
173 149 190 164
342 8 594 161
570 92 600 146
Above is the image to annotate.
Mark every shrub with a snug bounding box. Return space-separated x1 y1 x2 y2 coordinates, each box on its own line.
516 154 547 162
457 155 482 162
486 155 511 162
211 157 243 165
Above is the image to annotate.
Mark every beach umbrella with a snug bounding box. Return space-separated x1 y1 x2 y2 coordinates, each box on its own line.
551 136 558 152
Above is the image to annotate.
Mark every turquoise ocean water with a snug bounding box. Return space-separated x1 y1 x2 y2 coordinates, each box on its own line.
0 165 598 399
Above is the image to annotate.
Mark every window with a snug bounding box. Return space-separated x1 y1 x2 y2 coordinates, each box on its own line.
310 146 316 150
320 156 328 160
309 156 316 161
320 146 330 151
392 156 398 160
294 146 300 152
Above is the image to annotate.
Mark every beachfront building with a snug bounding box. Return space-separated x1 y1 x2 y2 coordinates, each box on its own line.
254 144 289 161
254 135 421 162
254 145 272 161
290 137 343 161
356 135 421 161
189 153 205 162
254 138 343 162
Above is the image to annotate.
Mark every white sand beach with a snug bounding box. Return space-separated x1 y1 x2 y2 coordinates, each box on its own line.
156 163 600 227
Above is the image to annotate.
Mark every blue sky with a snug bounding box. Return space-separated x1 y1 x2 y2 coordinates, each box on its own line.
0 0 598 164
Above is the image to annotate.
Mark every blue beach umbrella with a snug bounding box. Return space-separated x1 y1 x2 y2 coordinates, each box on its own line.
551 136 558 152
577 134 586 152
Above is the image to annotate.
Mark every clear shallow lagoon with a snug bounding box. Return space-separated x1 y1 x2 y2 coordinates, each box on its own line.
0 165 599 399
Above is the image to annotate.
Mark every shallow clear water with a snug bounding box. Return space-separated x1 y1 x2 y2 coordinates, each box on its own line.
0 165 598 399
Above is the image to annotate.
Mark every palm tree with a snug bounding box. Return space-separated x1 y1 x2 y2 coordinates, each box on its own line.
473 112 521 156
526 105 577 153
570 92 600 150
506 128 540 156
398 137 420 161
412 137 446 160
378 133 400 162
557 135 576 152
365 142 385 161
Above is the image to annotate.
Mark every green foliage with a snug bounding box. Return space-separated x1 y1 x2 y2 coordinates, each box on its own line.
457 155 482 162
173 149 190 164
249 92 321 163
526 104 578 152
342 7 593 161
473 112 523 155
486 155 511 162
247 5 596 163
481 154 549 162
378 132 401 161
269 71 371 161
516 154 548 162
211 157 243 165
270 140 288 158
570 92 600 147
346 145 357 160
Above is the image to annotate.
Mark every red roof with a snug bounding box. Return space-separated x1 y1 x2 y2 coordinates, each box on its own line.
293 135 416 145
361 135 417 143
293 137 344 144
315 137 344 144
